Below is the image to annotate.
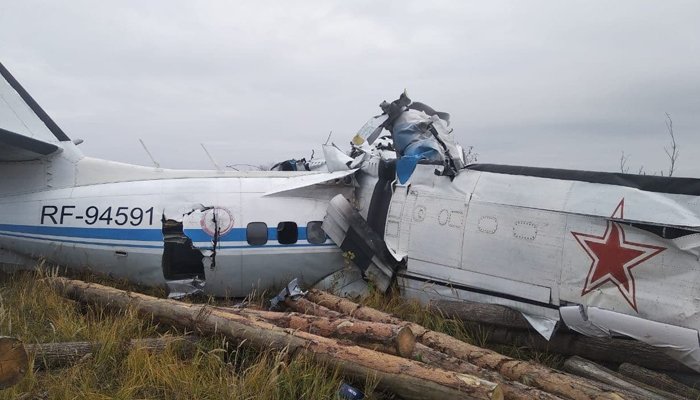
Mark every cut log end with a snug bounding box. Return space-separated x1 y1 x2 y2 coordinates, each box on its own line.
488 385 504 400
396 326 416 358
0 337 28 389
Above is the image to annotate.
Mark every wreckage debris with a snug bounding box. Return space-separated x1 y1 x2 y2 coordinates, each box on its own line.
338 382 365 400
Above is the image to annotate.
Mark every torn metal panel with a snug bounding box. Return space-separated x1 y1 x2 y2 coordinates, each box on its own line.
561 305 700 372
323 194 397 292
323 144 355 172
313 267 370 299
262 169 357 197
521 313 559 340
270 278 307 309
166 277 205 299
355 113 389 145
383 183 414 262
559 305 610 337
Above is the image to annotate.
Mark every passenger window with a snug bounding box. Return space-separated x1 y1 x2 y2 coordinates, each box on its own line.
307 221 326 244
277 222 298 244
247 222 268 245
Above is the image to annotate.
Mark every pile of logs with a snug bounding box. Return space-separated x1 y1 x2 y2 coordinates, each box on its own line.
3 278 699 399
431 300 695 374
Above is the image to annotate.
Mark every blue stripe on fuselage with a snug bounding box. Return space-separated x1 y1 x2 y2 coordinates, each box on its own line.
0 231 164 249
0 224 329 250
0 224 163 241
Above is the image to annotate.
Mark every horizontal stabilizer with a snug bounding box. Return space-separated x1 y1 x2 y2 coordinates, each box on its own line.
0 127 61 161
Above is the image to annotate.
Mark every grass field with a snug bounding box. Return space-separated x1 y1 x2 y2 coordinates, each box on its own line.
0 268 560 399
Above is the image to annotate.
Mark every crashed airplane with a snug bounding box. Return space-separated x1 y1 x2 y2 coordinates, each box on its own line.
2 61 700 372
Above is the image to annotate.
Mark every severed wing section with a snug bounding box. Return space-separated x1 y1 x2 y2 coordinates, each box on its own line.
0 62 68 161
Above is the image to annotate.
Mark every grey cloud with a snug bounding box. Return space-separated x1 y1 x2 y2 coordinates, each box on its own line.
1 0 698 176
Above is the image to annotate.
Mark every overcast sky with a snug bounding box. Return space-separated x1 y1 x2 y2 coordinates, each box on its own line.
1 1 698 176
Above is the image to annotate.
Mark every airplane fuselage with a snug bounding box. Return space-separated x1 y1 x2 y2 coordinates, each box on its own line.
0 159 353 297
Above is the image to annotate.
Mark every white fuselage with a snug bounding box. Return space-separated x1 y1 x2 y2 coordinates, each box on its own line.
0 154 354 296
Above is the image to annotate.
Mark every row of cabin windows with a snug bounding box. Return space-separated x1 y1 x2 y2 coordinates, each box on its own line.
246 221 326 246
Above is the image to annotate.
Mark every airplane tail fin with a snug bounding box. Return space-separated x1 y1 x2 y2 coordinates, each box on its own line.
0 61 79 161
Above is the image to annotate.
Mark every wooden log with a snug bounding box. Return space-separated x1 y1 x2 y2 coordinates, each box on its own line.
481 327 693 374
284 297 343 319
48 277 503 400
0 337 28 389
27 341 93 369
25 336 200 369
305 289 628 400
663 371 700 391
563 356 684 400
617 363 700 399
237 309 416 358
346 296 691 373
306 289 403 326
350 296 693 374
353 340 557 400
430 300 533 330
409 343 563 400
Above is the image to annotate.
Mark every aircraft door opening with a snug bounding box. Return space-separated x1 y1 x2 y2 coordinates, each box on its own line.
161 218 204 280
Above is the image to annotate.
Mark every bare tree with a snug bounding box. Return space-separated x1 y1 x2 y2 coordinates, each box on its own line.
617 113 680 176
663 112 679 177
619 151 630 173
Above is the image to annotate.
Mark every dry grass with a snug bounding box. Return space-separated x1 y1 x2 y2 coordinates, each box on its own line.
0 267 562 398
0 270 382 400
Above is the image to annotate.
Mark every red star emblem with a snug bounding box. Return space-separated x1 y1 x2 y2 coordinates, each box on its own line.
571 199 665 312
